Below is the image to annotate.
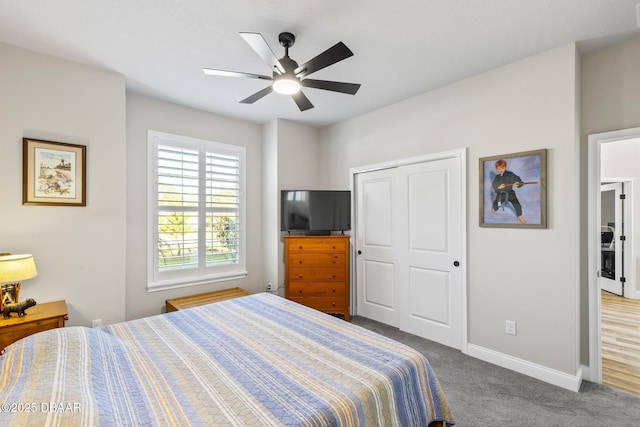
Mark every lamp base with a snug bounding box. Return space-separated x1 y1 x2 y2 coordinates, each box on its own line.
1 283 20 310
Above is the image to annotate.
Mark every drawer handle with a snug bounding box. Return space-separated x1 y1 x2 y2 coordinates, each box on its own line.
298 261 303 264
299 274 303 279
332 302 336 306
332 245 336 249
298 289 303 293
332 274 336 279
332 288 336 292
299 245 303 250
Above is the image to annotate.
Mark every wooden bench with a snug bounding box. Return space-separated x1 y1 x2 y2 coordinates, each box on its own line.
165 287 251 312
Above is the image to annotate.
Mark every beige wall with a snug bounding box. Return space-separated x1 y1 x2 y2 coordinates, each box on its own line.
262 121 279 295
321 44 581 379
0 43 127 327
125 93 264 320
272 119 321 294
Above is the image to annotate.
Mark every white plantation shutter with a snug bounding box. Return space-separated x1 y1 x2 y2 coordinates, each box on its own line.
205 152 240 266
148 131 246 291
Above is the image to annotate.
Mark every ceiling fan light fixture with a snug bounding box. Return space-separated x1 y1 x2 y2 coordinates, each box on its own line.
273 75 301 95
203 31 359 111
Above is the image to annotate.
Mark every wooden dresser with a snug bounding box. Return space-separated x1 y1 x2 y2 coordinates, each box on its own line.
0 300 68 352
285 235 350 321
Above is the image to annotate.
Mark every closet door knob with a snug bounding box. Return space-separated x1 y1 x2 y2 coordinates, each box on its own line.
453 261 460 267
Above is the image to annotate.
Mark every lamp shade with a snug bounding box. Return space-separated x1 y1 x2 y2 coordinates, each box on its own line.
0 254 38 284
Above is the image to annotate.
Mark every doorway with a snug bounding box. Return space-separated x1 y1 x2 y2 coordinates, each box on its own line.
350 149 467 351
588 127 640 390
599 181 628 296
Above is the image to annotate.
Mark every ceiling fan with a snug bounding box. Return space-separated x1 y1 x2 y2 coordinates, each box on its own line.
203 32 361 111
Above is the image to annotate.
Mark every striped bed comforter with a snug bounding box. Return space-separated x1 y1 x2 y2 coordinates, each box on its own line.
0 293 454 426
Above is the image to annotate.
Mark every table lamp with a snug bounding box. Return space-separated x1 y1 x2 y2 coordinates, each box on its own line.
0 254 38 310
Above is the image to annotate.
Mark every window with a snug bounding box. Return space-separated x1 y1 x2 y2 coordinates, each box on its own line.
147 131 246 291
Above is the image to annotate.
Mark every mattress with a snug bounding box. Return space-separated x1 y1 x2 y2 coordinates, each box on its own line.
0 292 454 426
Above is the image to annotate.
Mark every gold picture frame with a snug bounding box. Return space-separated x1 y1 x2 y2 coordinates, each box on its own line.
23 138 86 206
479 149 547 228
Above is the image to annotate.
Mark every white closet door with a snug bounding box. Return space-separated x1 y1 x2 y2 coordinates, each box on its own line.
355 168 400 326
396 158 463 349
355 155 463 349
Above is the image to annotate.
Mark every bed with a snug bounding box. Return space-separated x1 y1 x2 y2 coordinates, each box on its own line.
0 293 454 426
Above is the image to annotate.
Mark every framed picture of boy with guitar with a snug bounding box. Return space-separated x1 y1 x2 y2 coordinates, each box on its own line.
479 149 547 228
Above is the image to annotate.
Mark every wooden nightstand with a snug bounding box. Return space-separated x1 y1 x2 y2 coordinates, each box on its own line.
0 300 68 351
166 287 250 312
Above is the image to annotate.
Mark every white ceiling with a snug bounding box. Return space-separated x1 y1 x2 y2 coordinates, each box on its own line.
1 0 639 128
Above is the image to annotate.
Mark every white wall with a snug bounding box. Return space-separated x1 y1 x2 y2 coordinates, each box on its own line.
125 93 264 319
0 43 127 326
277 119 321 190
321 44 581 377
262 120 279 294
274 119 321 293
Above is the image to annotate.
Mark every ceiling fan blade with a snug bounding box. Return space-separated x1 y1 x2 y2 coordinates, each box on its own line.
294 42 354 78
240 86 273 104
301 79 361 95
240 32 285 74
203 68 272 80
292 91 314 111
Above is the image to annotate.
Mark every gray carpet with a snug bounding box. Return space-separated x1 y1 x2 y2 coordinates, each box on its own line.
351 316 640 426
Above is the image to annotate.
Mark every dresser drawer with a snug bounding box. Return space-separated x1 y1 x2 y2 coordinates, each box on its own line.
288 282 346 298
288 268 345 282
288 253 345 267
289 297 347 312
286 239 347 253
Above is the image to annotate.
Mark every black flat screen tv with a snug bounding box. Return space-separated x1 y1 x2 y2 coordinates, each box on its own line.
281 190 351 234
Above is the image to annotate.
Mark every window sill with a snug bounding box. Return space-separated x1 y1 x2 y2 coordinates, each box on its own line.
147 270 248 293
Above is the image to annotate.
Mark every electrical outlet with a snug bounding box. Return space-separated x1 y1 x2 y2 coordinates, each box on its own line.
505 320 517 336
91 318 102 328
266 282 273 292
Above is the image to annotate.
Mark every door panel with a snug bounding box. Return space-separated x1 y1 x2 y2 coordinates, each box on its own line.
408 267 449 324
362 178 393 246
355 169 399 326
363 260 395 309
398 159 462 349
409 171 447 252
600 182 623 296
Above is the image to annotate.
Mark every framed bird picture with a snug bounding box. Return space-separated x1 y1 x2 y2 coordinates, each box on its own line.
23 138 87 206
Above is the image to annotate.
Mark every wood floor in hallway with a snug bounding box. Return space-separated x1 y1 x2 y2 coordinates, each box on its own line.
601 289 640 397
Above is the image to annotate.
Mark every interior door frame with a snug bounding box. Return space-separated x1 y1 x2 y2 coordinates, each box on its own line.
349 148 468 354
588 127 640 383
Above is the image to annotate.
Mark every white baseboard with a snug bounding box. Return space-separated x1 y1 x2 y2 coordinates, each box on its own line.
466 344 584 392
